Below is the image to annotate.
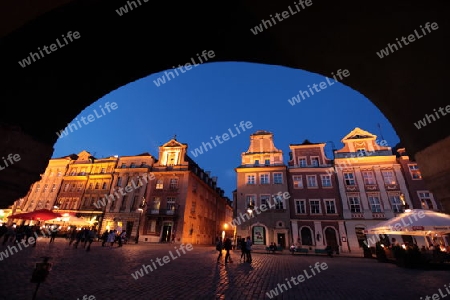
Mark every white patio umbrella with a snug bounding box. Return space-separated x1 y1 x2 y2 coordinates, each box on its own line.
50 213 92 227
366 209 450 236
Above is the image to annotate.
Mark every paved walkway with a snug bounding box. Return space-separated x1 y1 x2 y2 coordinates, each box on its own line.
0 238 448 300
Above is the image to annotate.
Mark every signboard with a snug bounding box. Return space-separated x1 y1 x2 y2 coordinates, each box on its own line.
252 226 265 245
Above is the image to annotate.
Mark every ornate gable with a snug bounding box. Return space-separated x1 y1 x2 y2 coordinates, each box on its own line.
342 127 376 142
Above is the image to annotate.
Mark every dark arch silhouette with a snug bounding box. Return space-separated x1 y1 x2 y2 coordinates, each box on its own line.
0 0 449 211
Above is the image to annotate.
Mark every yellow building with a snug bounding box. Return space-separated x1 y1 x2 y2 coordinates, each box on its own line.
9 154 76 225
334 128 412 255
101 152 156 239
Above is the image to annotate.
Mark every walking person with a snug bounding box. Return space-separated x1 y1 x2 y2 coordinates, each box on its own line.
240 238 247 262
216 237 223 263
107 230 116 247
245 236 253 263
224 236 233 264
100 230 108 247
85 228 96 252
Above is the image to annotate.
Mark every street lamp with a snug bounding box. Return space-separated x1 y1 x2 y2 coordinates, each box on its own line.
135 197 147 244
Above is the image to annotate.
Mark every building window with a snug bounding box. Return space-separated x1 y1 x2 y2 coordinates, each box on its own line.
95 183 99 189
260 195 270 207
131 196 139 210
121 163 126 168
101 168 106 174
43 184 48 192
310 200 321 214
344 172 356 185
348 196 362 213
356 148 367 156
117 177 122 187
102 182 107 189
254 159 259 166
368 195 382 212
152 197 161 210
246 174 256 185
130 163 136 168
311 157 319 167
274 197 284 210
382 170 396 185
36 184 40 192
273 173 283 184
321 175 332 187
389 194 403 213
63 183 69 192
292 175 303 189
246 195 256 209
77 183 83 192
169 178 178 190
408 164 422 179
264 159 270 165
167 197 176 210
156 179 164 190
418 191 435 210
324 199 336 214
57 170 62 177
306 175 318 188
51 184 56 193
299 157 307 167
295 199 306 214
260 174 270 184
362 171 376 185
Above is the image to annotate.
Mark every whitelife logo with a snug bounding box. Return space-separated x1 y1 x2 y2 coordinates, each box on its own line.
0 154 21 172
287 69 350 106
153 50 215 87
376 22 439 59
413 104 450 129
190 121 253 158
131 244 193 279
250 0 313 35
18 31 81 68
56 102 118 139
266 262 328 299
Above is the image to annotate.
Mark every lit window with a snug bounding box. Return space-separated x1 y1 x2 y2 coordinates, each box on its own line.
408 164 422 179
293 175 303 189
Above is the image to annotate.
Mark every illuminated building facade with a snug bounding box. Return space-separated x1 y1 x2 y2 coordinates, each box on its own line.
235 130 291 249
287 140 345 253
140 138 231 244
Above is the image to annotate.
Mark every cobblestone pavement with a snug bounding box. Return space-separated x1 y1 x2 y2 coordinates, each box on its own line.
0 238 449 300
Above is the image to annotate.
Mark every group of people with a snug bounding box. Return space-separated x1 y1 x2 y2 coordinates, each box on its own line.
68 227 97 251
100 229 127 247
216 236 253 264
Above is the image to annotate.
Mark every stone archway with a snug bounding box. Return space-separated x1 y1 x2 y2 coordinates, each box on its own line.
0 0 448 210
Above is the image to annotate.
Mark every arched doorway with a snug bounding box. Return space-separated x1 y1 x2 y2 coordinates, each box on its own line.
300 227 313 247
324 227 339 253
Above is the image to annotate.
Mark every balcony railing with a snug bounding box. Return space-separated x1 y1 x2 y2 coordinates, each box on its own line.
372 212 385 219
351 213 364 218
149 209 178 216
